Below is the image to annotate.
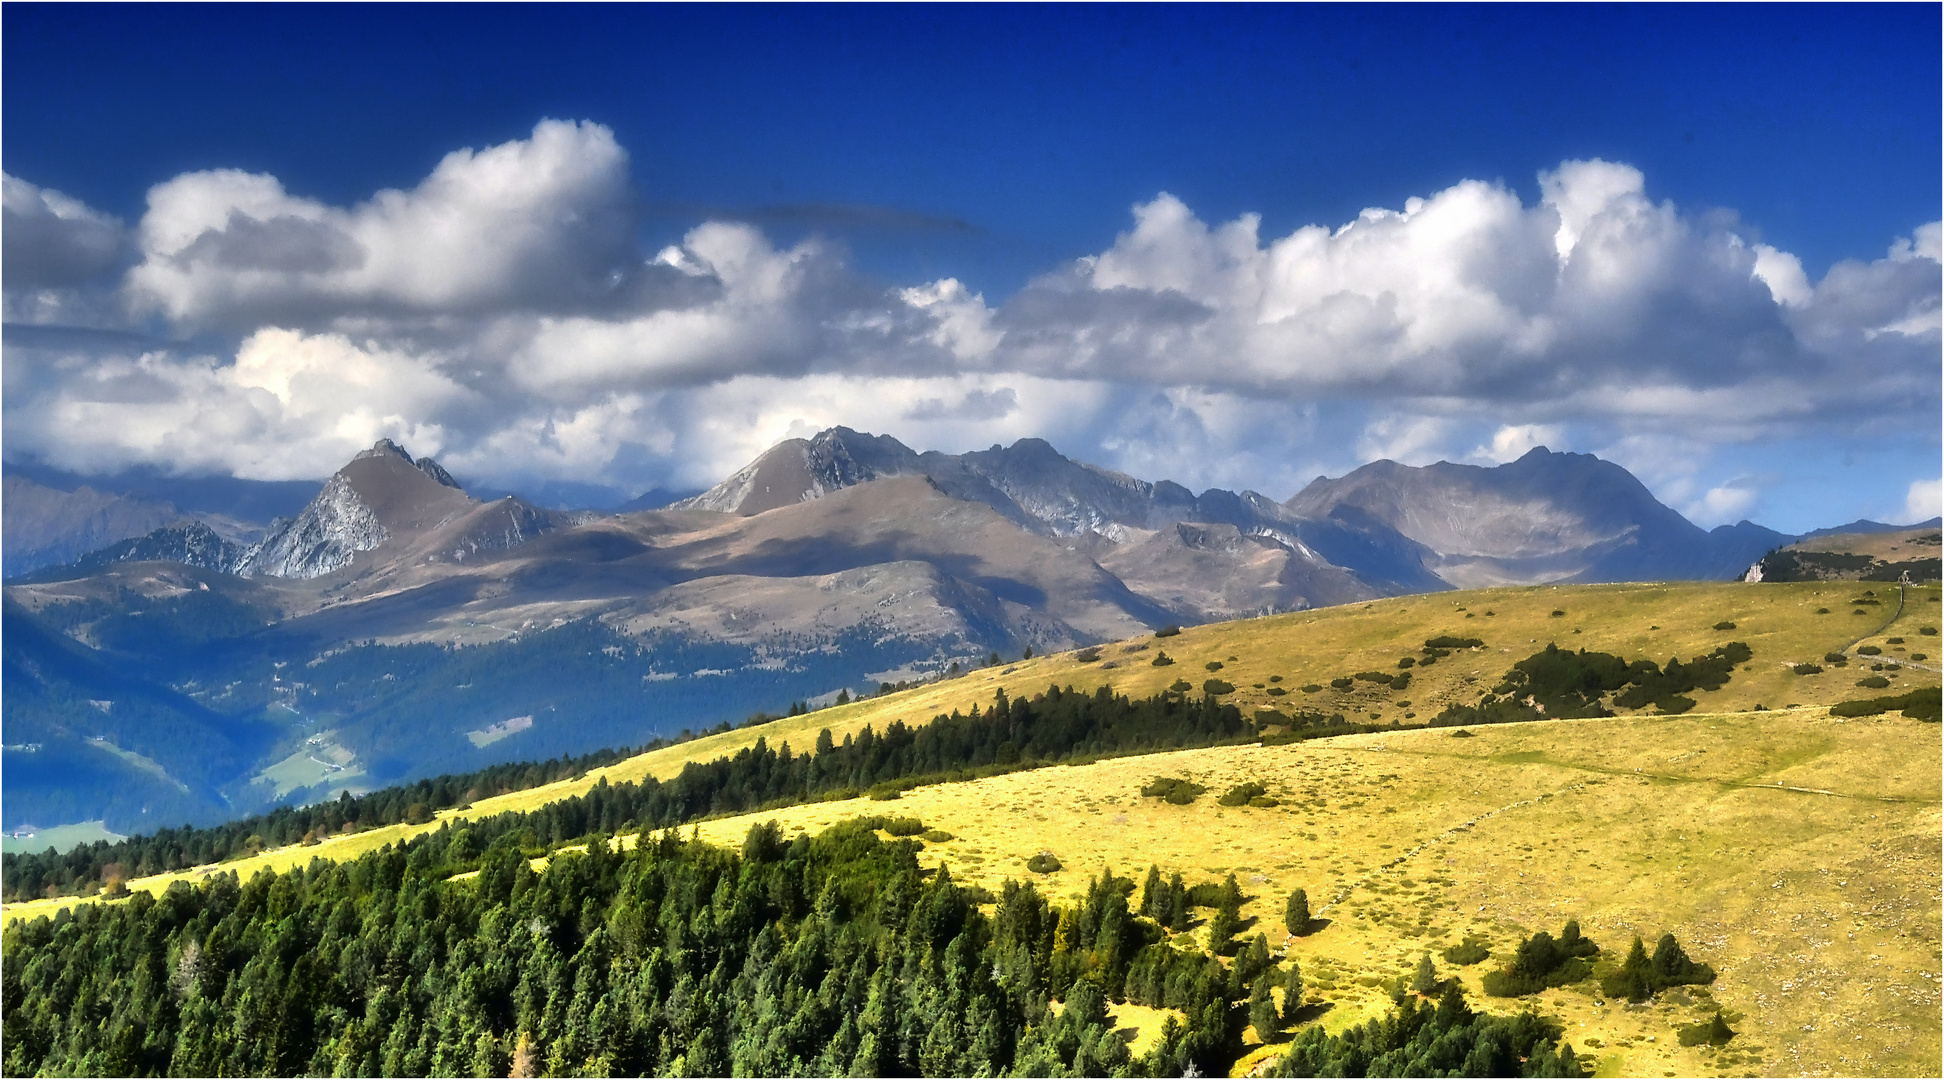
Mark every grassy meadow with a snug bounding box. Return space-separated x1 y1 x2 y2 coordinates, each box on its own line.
5 580 1938 1077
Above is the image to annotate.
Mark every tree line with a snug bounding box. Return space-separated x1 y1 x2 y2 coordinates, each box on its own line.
5 685 1252 902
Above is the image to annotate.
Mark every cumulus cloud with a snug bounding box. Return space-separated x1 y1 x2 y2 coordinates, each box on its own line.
2 125 1936 527
4 328 467 480
1906 478 1943 524
125 119 638 326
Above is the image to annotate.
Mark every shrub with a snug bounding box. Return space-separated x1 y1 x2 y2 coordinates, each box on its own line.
1203 679 1235 695
1416 654 1437 666
1425 636 1484 650
1858 645 1883 655
1329 677 1354 690
1857 676 1891 689
1482 920 1600 997
1026 853 1062 873
1886 637 1905 644
1140 777 1208 804
1152 652 1175 667
1397 656 1417 668
1390 671 1412 692
1205 661 1224 672
1218 781 1269 807
1551 610 1566 618
1300 683 1323 693
1074 646 1102 662
1266 687 1288 697
1248 795 1281 808
1678 1012 1738 1048
1921 626 1939 636
1829 686 1941 722
1914 653 1929 661
1793 663 1823 675
1442 935 1490 965
1268 675 1283 683
1713 620 1737 630
1600 933 1715 1002
1815 607 1830 614
1155 624 1182 638
1824 652 1848 663
879 816 926 836
1354 670 1394 685
921 829 955 843
1449 729 1474 738
1169 679 1193 692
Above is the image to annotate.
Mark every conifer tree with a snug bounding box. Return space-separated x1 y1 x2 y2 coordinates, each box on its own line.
1412 952 1438 995
1284 887 1312 936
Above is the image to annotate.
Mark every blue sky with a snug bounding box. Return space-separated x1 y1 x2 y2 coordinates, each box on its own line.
4 4 1939 531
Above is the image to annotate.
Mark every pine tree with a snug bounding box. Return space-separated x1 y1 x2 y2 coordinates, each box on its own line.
1249 978 1281 1042
1284 888 1312 936
1412 953 1438 996
1139 865 1163 918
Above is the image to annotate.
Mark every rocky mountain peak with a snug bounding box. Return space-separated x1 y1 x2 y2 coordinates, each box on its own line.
236 440 477 579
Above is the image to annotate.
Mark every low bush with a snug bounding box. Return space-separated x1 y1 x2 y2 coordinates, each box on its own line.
1354 670 1395 685
1074 647 1103 663
1170 679 1193 692
1815 607 1831 614
1266 687 1288 697
921 829 955 843
1856 676 1891 689
1329 677 1354 690
1885 636 1905 644
1829 686 1941 722
1026 852 1062 873
1140 777 1208 804
1203 679 1235 695
1152 652 1176 667
1218 781 1269 807
1551 610 1566 618
1205 661 1224 672
1921 626 1939 636
1300 683 1323 693
1793 663 1823 675
1482 920 1599 997
1442 935 1490 965
1268 675 1283 683
1397 656 1417 668
1713 620 1737 630
1824 652 1848 663
1858 644 1883 656
1678 1012 1738 1048
1424 635 1484 650
1155 624 1182 637
880 816 927 836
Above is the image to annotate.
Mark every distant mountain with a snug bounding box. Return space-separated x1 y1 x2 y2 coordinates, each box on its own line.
1798 517 1943 541
235 439 575 580
13 521 245 583
1285 447 1791 587
7 429 1842 832
2 475 188 577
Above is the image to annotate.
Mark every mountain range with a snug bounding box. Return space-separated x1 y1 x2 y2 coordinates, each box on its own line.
1 426 1880 834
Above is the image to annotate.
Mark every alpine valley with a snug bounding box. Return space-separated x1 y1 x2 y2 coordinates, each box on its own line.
0 428 1907 835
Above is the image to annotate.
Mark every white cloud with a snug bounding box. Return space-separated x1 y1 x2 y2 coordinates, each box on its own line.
1905 478 1943 523
4 328 467 480
1689 481 1761 527
1477 423 1565 464
2 126 1936 527
125 119 636 326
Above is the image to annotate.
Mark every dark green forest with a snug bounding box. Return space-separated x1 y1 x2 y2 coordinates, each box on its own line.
2 814 1591 1078
6 685 1253 903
